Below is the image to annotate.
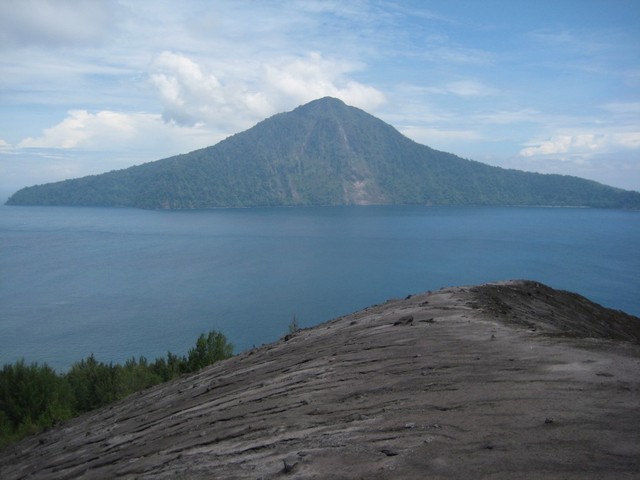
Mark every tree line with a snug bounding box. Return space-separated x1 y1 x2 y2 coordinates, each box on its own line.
0 330 233 447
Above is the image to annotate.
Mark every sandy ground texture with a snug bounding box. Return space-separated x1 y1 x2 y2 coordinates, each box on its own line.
1 280 639 479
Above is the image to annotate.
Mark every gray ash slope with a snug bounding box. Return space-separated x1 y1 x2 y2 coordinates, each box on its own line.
1 280 639 479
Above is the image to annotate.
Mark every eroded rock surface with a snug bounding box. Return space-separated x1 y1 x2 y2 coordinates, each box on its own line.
2 280 639 479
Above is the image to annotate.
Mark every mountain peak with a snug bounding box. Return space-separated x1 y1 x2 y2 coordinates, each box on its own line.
292 96 351 115
6 99 640 209
304 96 347 106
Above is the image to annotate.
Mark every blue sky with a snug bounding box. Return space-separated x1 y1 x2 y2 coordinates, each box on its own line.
1 0 639 198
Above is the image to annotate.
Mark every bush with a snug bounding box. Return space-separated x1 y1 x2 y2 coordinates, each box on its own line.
288 315 300 334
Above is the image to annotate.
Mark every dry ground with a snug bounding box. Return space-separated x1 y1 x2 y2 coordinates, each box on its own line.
1 280 639 479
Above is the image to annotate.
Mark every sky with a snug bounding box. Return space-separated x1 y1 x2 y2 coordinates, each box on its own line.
1 0 639 199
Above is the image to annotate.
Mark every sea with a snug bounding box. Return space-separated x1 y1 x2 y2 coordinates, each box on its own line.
1 205 639 371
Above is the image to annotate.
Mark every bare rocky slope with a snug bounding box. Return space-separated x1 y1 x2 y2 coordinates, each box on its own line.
1 280 639 479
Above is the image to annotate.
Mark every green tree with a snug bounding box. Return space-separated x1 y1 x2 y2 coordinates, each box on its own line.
186 331 234 372
0 329 233 446
65 355 118 413
117 356 163 398
151 351 188 381
0 360 73 445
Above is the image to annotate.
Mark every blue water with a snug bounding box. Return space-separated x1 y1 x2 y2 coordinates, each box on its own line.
1 205 638 371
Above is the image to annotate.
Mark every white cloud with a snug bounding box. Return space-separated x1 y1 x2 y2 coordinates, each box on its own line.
401 126 482 144
150 51 226 127
484 151 640 191
16 110 220 155
11 48 387 162
601 102 640 118
18 110 136 149
614 132 640 149
520 132 640 157
527 29 612 56
2 109 225 192
520 135 599 157
148 51 386 128
0 0 119 47
444 80 496 97
149 51 278 129
264 52 386 109
473 109 541 125
421 80 497 98
423 45 494 65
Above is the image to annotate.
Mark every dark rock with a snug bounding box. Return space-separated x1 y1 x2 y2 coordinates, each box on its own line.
393 315 414 326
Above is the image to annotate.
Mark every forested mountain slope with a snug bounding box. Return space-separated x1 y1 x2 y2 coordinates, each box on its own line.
7 97 640 209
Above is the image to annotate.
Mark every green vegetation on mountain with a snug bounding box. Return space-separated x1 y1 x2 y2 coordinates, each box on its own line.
6 97 640 209
0 330 233 447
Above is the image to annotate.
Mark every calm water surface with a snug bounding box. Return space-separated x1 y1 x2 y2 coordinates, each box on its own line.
1 205 638 370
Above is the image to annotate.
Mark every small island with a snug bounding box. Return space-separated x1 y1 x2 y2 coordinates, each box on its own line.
7 98 640 210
